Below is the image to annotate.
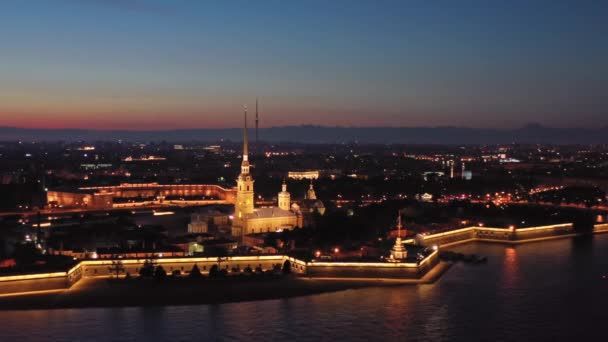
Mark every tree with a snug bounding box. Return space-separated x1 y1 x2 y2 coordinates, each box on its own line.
108 259 125 279
282 260 292 275
209 264 219 278
139 257 157 278
189 264 202 278
154 265 167 280
12 242 40 266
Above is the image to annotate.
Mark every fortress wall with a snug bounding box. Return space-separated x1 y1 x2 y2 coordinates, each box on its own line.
594 223 608 233
421 228 476 246
304 251 439 279
0 276 70 294
0 263 83 295
0 252 441 294
513 224 574 240
421 223 574 247
305 264 421 278
80 256 289 277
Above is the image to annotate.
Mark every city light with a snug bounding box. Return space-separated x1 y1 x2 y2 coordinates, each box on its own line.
153 211 175 216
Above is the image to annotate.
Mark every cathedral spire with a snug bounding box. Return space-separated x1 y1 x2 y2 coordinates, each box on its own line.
243 105 249 162
397 211 402 237
389 210 407 261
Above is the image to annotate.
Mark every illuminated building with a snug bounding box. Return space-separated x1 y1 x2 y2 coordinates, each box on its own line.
461 161 466 179
288 170 320 180
306 180 317 200
278 179 291 211
47 183 236 209
188 210 231 234
298 180 326 220
388 213 407 262
122 156 166 162
450 160 455 179
232 107 302 240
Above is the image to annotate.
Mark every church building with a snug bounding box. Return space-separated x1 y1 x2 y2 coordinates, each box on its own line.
231 107 302 240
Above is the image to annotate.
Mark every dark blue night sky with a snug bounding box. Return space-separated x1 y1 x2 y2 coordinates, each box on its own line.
0 0 606 129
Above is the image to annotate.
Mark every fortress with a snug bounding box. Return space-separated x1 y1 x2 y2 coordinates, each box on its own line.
1 223 607 297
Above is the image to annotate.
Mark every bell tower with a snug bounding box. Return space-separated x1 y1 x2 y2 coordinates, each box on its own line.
306 179 317 200
278 179 291 211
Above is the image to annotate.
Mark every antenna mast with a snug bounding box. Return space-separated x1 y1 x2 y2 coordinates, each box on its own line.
255 97 259 144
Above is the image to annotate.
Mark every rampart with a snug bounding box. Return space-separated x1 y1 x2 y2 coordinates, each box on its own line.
418 223 575 247
3 222 605 296
0 251 438 295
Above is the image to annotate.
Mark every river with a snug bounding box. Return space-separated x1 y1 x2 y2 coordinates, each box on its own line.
1 234 607 341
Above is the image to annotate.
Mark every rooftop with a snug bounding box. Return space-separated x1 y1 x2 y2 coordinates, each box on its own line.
245 207 296 219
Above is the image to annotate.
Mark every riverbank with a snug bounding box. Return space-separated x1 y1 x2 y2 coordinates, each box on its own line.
0 264 450 311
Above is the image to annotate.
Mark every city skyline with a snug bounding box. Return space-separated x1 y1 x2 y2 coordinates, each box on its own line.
1 0 606 130
3 2 608 340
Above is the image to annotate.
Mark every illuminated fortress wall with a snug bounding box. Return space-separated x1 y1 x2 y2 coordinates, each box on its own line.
0 223 587 296
0 253 437 295
48 183 237 209
594 223 608 233
81 256 294 278
304 250 439 279
0 256 300 295
0 275 72 294
0 264 82 295
419 223 574 247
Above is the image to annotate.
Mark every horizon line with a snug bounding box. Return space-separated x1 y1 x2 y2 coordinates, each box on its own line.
1 123 604 132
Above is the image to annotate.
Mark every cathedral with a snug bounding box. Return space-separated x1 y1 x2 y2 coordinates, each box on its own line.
231 107 302 240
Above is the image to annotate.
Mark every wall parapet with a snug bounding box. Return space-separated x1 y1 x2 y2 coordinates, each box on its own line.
0 223 579 295
594 223 608 233
418 223 574 247
0 251 443 294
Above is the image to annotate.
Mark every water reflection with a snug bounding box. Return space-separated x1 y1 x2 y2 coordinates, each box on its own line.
3 235 608 341
502 247 520 290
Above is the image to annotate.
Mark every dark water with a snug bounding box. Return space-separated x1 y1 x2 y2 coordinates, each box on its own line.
2 235 608 341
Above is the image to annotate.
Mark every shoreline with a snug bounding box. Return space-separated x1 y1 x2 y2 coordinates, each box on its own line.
2 226 605 311
0 262 452 311
0 265 450 311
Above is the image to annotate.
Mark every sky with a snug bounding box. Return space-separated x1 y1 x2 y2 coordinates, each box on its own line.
0 0 606 130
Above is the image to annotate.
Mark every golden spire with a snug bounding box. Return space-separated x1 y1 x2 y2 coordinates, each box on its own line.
397 211 402 237
243 104 248 162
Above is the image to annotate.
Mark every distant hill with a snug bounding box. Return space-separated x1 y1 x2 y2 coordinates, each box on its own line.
0 124 606 144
